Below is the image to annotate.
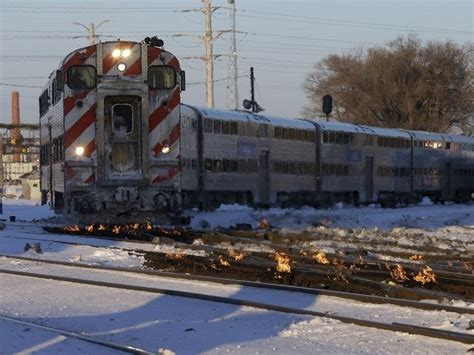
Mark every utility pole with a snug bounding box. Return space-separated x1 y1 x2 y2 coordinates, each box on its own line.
226 0 238 110
73 20 110 45
203 0 214 107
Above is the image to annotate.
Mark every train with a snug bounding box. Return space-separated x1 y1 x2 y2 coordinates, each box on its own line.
39 39 474 223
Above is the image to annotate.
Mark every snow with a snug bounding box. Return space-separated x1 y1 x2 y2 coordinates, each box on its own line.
0 199 473 353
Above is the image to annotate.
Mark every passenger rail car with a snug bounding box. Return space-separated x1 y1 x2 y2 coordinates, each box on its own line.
40 40 474 223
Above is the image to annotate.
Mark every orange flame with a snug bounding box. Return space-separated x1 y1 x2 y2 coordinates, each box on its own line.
64 225 80 232
390 264 409 282
274 252 291 273
228 248 245 261
112 225 121 235
258 219 269 229
413 266 437 285
166 253 185 260
313 251 330 265
98 224 106 231
86 225 94 233
218 255 230 267
409 254 423 260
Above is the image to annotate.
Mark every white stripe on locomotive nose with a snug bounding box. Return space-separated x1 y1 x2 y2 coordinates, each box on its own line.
148 105 180 156
64 91 97 131
148 50 175 66
103 43 140 76
65 123 95 160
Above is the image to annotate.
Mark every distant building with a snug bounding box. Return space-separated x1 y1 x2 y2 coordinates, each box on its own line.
20 168 41 203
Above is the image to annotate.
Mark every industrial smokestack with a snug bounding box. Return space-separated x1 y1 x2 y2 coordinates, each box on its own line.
11 91 21 162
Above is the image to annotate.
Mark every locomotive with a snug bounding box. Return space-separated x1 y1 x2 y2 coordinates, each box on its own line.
39 39 474 223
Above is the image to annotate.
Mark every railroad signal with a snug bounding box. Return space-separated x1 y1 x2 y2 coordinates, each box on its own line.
243 67 264 113
322 95 333 121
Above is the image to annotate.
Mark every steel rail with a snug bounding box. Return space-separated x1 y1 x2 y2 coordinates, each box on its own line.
0 267 472 345
3 231 473 286
0 253 472 315
0 315 152 354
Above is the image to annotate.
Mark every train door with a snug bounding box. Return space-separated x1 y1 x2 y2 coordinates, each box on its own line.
259 149 270 205
104 96 142 180
443 162 452 200
364 156 374 202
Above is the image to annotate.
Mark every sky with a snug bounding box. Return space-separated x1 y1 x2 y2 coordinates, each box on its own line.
0 0 472 124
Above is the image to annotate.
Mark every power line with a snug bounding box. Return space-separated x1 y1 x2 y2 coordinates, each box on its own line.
237 8 474 35
0 83 43 88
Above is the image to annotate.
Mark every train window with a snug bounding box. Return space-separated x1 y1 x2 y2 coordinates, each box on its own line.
259 124 268 138
230 121 238 135
214 160 222 172
205 159 213 172
274 127 281 139
112 104 133 134
288 162 296 174
288 129 295 140
282 128 289 140
445 142 451 149
323 131 329 143
39 90 50 117
204 119 212 133
213 120 221 134
281 161 289 174
308 131 315 142
67 65 96 90
223 159 230 171
222 121 230 134
343 165 349 175
329 132 336 143
343 133 350 144
230 160 238 172
148 66 176 89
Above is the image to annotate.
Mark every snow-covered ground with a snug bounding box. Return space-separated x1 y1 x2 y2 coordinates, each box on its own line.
189 199 474 231
0 199 473 353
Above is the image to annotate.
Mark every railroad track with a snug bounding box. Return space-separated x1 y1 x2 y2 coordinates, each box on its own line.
0 315 152 354
0 259 472 345
1 230 473 300
0 254 472 315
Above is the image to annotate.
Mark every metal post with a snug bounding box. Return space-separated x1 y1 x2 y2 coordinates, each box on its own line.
226 0 238 110
203 0 214 107
250 67 256 112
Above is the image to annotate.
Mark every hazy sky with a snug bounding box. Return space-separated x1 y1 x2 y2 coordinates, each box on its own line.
0 0 472 123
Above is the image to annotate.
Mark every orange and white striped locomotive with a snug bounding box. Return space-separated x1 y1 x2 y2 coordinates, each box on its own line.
40 39 185 222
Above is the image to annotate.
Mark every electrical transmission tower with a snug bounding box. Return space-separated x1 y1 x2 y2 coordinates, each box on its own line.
73 20 110 45
226 0 239 110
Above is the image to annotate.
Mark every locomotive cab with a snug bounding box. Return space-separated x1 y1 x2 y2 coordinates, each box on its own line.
39 40 185 223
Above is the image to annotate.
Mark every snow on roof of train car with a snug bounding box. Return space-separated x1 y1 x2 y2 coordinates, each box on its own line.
312 121 410 138
193 107 314 129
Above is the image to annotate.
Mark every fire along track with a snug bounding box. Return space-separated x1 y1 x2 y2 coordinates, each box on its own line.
2 224 474 301
0 315 152 354
1 231 473 302
0 256 473 345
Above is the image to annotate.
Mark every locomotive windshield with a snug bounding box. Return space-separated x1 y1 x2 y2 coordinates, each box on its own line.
148 66 176 89
67 65 96 90
112 104 133 135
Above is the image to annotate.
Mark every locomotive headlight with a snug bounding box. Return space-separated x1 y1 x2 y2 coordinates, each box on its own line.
75 146 85 156
117 63 127 72
161 145 170 154
122 48 131 57
112 49 121 58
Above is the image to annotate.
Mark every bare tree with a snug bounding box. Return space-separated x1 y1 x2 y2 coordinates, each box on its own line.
302 36 474 133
